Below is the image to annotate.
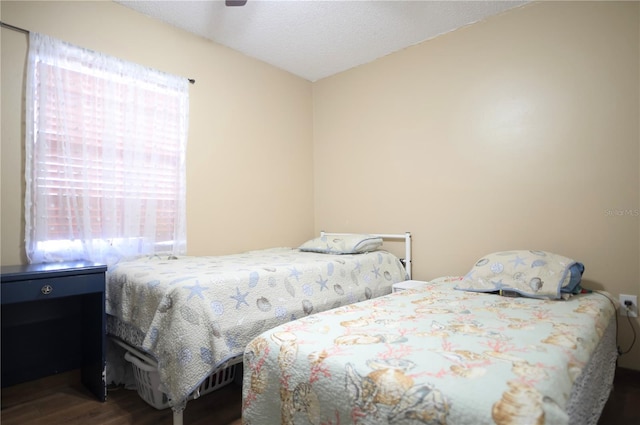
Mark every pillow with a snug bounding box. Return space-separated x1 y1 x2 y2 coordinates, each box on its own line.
299 234 383 254
454 250 585 299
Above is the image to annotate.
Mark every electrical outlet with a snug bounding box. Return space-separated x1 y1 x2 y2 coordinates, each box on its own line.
619 294 638 317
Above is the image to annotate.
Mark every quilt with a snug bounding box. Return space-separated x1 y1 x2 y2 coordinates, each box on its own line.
106 247 407 406
242 276 616 425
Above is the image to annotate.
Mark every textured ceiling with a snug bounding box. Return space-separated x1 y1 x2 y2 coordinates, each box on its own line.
116 0 530 82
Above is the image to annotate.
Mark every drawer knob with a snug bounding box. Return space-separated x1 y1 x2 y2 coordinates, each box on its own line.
41 284 53 295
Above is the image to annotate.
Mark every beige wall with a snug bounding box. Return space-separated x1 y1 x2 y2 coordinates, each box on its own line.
0 0 315 264
313 1 640 370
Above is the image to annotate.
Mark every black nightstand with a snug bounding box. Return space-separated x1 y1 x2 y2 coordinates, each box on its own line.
1 261 107 401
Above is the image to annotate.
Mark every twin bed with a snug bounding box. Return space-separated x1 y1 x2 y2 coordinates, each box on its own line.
105 232 411 424
106 236 618 425
241 250 619 425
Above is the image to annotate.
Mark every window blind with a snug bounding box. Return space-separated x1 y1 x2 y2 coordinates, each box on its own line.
25 32 188 264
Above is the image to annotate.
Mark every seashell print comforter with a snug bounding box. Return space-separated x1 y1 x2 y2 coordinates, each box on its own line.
242 276 617 425
106 248 407 407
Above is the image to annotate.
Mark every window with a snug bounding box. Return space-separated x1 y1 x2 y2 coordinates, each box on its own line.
25 32 189 265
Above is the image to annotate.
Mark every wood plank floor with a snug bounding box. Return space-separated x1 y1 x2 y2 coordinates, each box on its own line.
1 367 638 424
1 370 241 425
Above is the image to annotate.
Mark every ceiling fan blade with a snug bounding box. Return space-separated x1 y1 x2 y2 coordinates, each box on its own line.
225 0 247 6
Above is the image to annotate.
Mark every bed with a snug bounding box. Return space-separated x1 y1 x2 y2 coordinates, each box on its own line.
242 250 619 425
105 232 411 424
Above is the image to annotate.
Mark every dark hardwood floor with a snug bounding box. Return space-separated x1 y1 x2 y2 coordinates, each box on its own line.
599 367 640 425
1 367 638 424
0 370 241 425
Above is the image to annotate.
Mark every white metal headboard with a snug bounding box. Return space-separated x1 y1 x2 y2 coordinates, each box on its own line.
320 231 412 279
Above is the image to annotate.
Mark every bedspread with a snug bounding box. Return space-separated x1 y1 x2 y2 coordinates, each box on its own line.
106 248 407 406
242 277 616 425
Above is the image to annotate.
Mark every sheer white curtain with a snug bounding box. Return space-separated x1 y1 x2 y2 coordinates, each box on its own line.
25 32 189 265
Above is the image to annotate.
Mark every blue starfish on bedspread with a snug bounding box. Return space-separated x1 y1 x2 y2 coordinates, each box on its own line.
509 255 527 268
289 267 302 281
371 265 381 278
184 281 209 300
316 276 329 291
353 260 362 273
231 287 249 309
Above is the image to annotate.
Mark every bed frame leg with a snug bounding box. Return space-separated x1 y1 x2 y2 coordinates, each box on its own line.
171 400 186 425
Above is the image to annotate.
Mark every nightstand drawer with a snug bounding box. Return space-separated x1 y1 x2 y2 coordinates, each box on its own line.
1 273 104 304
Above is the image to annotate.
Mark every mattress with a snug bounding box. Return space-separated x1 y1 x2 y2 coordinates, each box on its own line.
106 247 407 407
242 276 617 425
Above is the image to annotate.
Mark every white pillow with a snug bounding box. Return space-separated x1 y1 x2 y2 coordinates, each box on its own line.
454 250 584 299
299 234 383 254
